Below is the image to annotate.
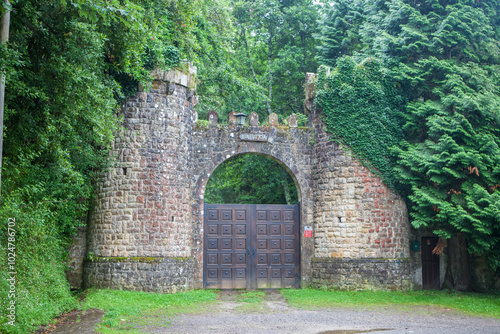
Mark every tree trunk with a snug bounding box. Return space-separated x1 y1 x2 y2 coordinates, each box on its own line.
242 29 260 86
266 35 273 115
0 1 11 193
444 233 471 291
281 170 291 205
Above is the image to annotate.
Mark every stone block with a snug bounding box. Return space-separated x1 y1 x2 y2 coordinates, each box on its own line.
288 114 298 128
208 110 218 126
248 112 259 126
228 111 237 125
268 113 278 127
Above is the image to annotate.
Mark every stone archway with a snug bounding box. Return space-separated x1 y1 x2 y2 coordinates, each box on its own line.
199 153 303 289
189 125 315 289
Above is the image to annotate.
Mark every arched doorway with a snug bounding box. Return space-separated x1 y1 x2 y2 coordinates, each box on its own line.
203 154 301 289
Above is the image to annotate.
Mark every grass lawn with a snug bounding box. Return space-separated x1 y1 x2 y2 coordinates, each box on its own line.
281 289 500 318
73 288 499 333
81 288 217 333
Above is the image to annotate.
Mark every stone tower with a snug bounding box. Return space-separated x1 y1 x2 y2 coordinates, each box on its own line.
85 67 198 292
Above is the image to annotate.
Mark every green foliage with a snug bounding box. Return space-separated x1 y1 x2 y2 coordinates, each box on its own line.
0 0 205 331
316 0 500 272
237 291 266 303
205 154 298 204
315 0 365 64
195 119 210 129
191 0 269 121
82 289 217 332
0 194 78 334
370 0 500 270
282 289 500 317
195 0 319 122
316 57 406 190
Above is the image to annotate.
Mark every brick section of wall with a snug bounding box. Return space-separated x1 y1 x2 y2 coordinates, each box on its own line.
312 258 413 290
84 257 195 293
311 110 410 260
86 69 197 259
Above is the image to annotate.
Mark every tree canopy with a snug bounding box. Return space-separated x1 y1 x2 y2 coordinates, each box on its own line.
0 1 204 332
205 154 298 205
195 0 319 122
315 0 500 276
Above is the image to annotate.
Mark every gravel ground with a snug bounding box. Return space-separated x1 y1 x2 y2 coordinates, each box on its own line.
40 290 500 334
148 290 500 334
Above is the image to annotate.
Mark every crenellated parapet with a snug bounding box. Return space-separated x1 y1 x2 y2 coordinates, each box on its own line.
205 110 299 128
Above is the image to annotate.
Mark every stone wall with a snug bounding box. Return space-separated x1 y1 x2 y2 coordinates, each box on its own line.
308 72 411 289
470 255 500 292
82 68 413 292
311 258 413 290
84 67 198 291
86 68 197 259
311 111 410 260
84 257 195 293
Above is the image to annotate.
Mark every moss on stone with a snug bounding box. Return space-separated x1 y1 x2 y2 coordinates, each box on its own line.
88 256 193 263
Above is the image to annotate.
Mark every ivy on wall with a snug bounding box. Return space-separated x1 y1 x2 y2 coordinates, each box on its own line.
315 56 406 191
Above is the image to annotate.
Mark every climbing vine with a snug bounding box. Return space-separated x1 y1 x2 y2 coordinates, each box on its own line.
315 57 406 191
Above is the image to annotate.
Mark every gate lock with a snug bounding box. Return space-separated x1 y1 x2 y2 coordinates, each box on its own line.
246 247 256 257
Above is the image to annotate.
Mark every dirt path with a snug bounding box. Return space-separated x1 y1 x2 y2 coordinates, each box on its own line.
36 309 104 334
39 290 500 334
147 290 500 334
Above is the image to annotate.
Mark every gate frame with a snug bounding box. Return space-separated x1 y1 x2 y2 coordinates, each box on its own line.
191 150 314 290
203 203 301 290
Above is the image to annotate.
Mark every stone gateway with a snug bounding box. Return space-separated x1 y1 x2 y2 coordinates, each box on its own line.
78 67 415 292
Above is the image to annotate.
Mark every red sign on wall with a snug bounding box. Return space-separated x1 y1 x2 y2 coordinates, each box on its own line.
304 226 313 238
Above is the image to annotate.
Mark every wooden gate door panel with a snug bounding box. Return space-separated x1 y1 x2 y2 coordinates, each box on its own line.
254 205 300 289
204 203 300 289
204 204 250 289
422 237 440 289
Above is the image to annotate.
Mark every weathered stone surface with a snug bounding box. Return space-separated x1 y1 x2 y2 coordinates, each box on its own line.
86 68 196 262
228 111 237 125
150 64 197 89
66 227 87 289
311 258 413 290
470 255 500 291
268 113 278 127
288 114 298 128
304 73 316 114
190 124 315 287
84 257 195 293
208 110 218 126
248 112 259 126
311 106 410 261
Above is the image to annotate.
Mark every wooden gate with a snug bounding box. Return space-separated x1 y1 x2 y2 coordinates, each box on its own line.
422 237 440 289
203 203 300 289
